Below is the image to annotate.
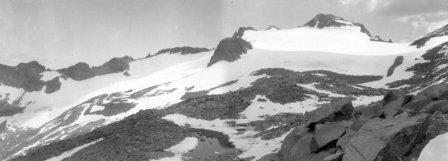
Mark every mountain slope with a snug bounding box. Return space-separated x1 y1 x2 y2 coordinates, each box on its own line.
2 14 448 161
411 24 448 48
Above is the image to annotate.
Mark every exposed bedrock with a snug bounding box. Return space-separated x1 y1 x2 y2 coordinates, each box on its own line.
207 37 253 67
277 84 448 161
58 56 133 81
386 56 404 77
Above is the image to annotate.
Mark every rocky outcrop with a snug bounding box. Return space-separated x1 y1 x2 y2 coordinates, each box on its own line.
266 26 280 30
146 46 211 58
232 27 255 39
388 42 448 90
0 61 46 92
207 37 253 67
0 101 25 117
304 14 372 37
411 24 448 48
387 56 404 76
44 77 61 94
58 56 133 81
371 36 393 43
278 84 448 161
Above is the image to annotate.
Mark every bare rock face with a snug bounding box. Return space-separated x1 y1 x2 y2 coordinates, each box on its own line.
146 46 210 58
232 26 255 39
0 61 46 92
304 13 372 37
58 56 133 81
207 37 253 67
278 83 448 161
387 56 404 77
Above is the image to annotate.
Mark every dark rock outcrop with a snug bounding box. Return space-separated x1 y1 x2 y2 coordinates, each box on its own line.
266 26 280 30
370 36 393 43
207 37 253 67
411 24 448 48
304 14 372 37
146 46 210 58
58 56 133 81
57 62 94 81
44 77 61 94
387 56 404 76
278 83 448 161
0 61 46 92
0 101 25 117
232 27 255 39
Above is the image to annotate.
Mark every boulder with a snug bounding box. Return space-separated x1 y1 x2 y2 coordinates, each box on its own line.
307 99 353 130
279 124 310 159
313 122 346 149
282 134 318 161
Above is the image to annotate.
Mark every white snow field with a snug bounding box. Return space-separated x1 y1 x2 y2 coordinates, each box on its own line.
243 26 416 55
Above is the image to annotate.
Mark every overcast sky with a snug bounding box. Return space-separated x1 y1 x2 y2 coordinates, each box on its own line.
0 0 447 68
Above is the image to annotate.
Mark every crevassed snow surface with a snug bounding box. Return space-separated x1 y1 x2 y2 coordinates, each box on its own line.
45 138 103 161
242 27 416 55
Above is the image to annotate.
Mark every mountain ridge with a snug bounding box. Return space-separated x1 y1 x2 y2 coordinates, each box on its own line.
1 13 448 161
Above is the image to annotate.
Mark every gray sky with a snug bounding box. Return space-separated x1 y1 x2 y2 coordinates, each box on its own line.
1 0 447 68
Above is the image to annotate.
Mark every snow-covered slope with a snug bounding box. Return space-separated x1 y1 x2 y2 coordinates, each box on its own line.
412 24 448 48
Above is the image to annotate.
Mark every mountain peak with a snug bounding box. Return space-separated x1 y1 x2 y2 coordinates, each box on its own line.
304 13 372 37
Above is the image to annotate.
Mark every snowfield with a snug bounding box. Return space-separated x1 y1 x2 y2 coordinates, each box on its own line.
243 26 416 55
151 137 199 161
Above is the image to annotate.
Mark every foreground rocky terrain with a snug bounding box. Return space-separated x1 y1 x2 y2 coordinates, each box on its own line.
1 13 448 161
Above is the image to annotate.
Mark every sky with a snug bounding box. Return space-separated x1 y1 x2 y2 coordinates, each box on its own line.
0 0 447 68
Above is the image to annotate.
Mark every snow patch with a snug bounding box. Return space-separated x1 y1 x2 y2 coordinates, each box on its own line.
151 137 198 161
352 95 384 107
45 138 103 161
163 114 292 160
298 83 346 97
40 71 61 81
237 95 325 123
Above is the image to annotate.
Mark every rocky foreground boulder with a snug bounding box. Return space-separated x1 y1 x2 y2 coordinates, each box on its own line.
275 84 448 161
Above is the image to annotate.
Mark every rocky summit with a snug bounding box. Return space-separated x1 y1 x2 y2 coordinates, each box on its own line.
1 12 448 161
